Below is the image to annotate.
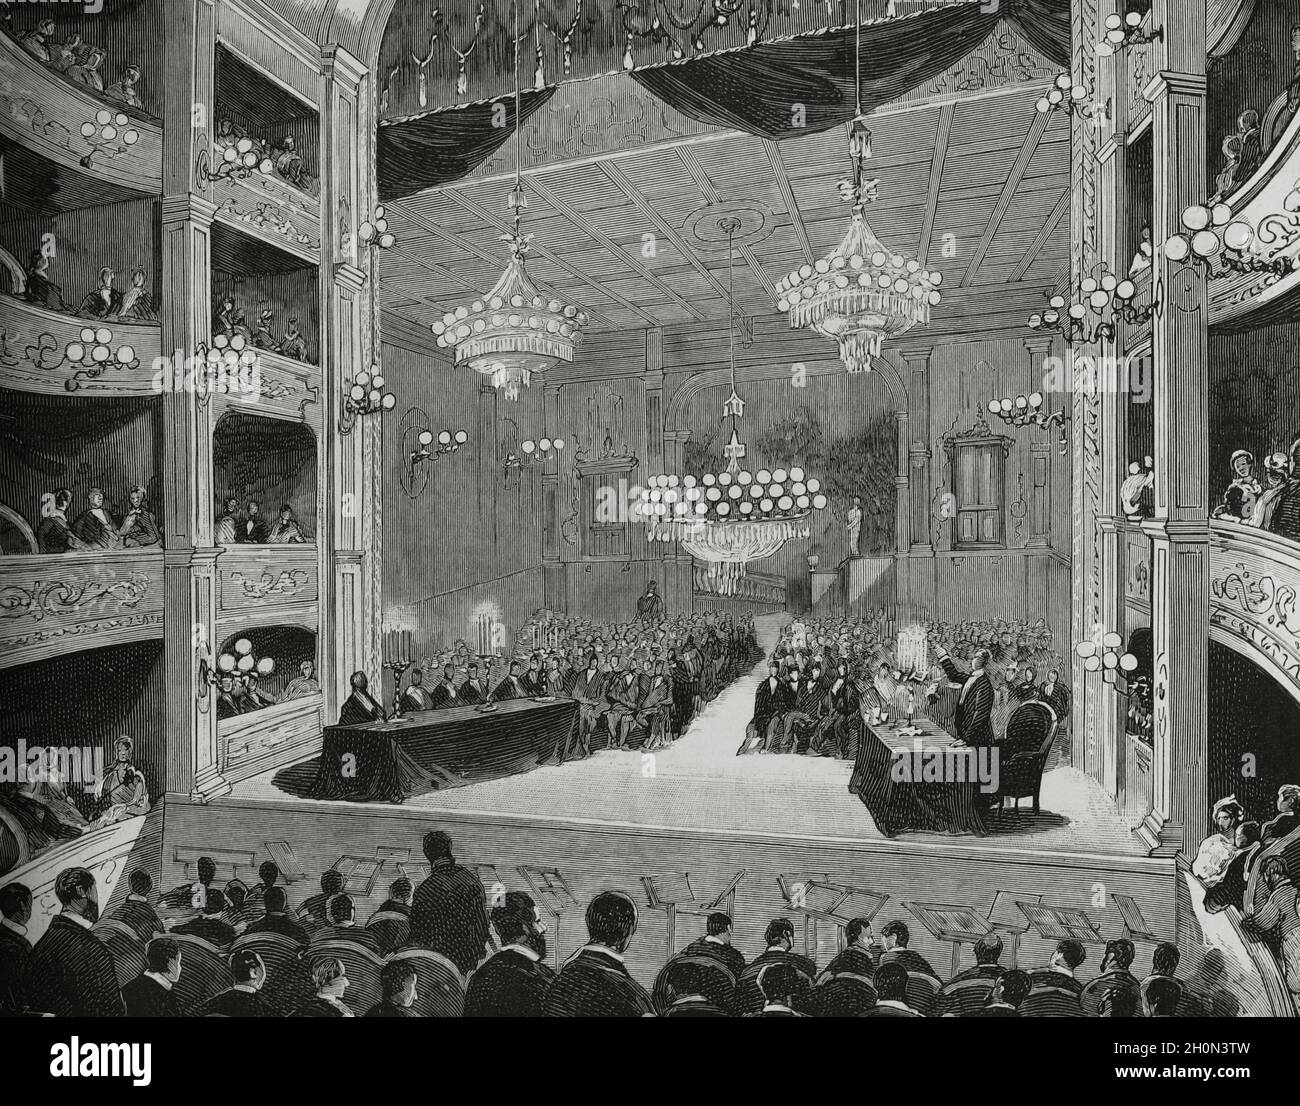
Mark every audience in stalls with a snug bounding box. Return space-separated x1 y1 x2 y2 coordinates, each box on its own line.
366 879 413 955
366 960 420 1017
121 937 182 1017
409 831 490 977
298 868 345 932
37 484 162 553
172 889 236 950
464 891 555 1017
544 891 654 1017
681 912 746 978
15 19 152 114
245 886 309 945
23 867 125 1016
660 959 727 1017
109 869 165 942
291 956 355 1017
1079 938 1141 1016
200 949 268 1016
747 962 807 1017
969 969 1032 1017
244 861 279 916
1019 939 1088 1017
934 932 1006 1017
735 918 816 1014
861 961 923 1017
312 893 382 954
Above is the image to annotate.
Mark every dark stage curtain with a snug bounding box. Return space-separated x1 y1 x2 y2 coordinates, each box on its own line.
630 0 1071 139
376 88 556 201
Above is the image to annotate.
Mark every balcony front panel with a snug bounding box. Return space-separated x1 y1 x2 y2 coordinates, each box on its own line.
215 543 319 629
1209 520 1300 704
211 172 321 263
211 348 321 431
219 693 323 786
0 550 164 669
0 298 163 396
0 34 161 194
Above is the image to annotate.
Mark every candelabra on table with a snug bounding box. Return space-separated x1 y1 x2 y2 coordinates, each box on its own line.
383 627 415 722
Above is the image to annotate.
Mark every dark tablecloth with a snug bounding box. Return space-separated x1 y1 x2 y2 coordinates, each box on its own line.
310 698 579 803
848 717 990 837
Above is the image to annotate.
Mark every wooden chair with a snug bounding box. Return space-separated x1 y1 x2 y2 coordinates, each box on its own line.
93 919 146 989
384 948 465 1017
997 702 1059 815
651 954 737 1016
903 969 943 1016
231 931 311 1017
169 933 234 1015
305 938 385 1017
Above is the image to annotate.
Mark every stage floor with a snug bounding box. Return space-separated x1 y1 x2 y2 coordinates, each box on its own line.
230 615 1145 859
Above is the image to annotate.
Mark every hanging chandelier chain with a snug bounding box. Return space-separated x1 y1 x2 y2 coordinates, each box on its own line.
512 0 524 240
855 0 862 118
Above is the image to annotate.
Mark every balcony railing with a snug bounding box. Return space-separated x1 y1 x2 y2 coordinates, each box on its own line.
0 549 164 669
215 543 319 629
211 170 321 262
218 693 323 786
0 32 161 194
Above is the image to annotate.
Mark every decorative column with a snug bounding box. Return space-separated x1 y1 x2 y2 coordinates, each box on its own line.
901 347 934 556
894 408 910 556
542 381 565 610
1137 1 1210 857
160 0 224 801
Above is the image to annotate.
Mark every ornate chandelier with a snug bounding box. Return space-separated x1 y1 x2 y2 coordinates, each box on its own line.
775 8 940 373
637 219 827 596
429 0 588 399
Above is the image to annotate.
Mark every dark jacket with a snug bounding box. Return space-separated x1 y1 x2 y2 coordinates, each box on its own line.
934 963 1005 1018
290 996 353 1017
310 925 383 955
681 936 746 978
365 1000 419 1017
110 898 165 942
172 914 237 949
939 658 996 747
736 948 817 1014
464 948 557 1017
0 924 32 1014
1263 810 1300 845
200 987 268 1017
24 914 125 1016
544 947 653 1018
244 911 310 945
338 690 386 726
1019 969 1085 1017
410 858 490 975
122 973 180 1017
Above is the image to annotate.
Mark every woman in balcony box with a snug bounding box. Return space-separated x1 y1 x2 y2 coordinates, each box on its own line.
22 250 68 312
1250 454 1290 530
71 487 121 549
88 736 150 830
1192 796 1247 888
267 503 309 544
1241 857 1300 997
118 269 156 322
1269 441 1300 543
66 46 107 93
37 490 87 553
77 266 122 319
118 485 161 548
1211 450 1261 523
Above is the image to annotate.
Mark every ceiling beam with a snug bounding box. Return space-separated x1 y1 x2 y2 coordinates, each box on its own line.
764 140 815 266
677 145 774 294
523 173 709 322
1009 188 1071 283
915 103 954 268
957 109 1053 288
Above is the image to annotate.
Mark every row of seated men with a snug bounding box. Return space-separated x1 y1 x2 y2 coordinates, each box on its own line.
0 832 1197 1017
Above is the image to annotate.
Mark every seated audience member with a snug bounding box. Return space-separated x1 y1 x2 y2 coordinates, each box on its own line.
281 660 321 702
38 489 86 553
235 673 276 712
876 919 937 978
817 917 876 984
465 891 555 1017
1212 450 1262 522
544 891 654 1017
110 869 165 941
173 889 236 950
810 660 863 758
1204 821 1263 913
400 666 436 711
1142 975 1184 1017
0 882 33 1015
215 497 240 545
216 674 244 720
118 484 161 548
104 64 144 109
566 653 606 757
491 660 529 702
965 969 1032 1017
163 854 216 912
1019 940 1088 1017
522 653 545 696
541 655 568 699
365 879 412 955
237 500 269 544
1241 857 1300 997
243 887 309 945
49 32 82 73
78 266 121 318
373 877 414 919
1192 796 1247 887
740 662 788 755
934 932 1006 1017
201 950 268 1016
277 317 310 362
427 664 461 710
267 503 309 544
67 46 107 92
1098 988 1139 1017
252 308 276 349
736 918 816 1014
1140 943 1185 1016
72 487 120 549
1038 667 1069 721
23 249 68 311
89 736 149 829
298 868 345 931
1250 453 1290 529
1264 784 1300 844
1269 440 1300 542
338 671 386 725
746 962 807 1017
223 880 252 933
460 661 492 706
24 867 125 1016
19 19 57 62
244 861 279 917
411 830 491 976
292 957 354 1017
861 961 923 1017
118 267 155 320
366 961 421 1017
312 893 381 953
1080 938 1141 1016
681 912 746 977
601 658 643 751
661 960 727 1016
122 937 182 1017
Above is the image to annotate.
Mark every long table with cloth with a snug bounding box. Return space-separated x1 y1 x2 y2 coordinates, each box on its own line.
848 715 991 837
310 698 579 803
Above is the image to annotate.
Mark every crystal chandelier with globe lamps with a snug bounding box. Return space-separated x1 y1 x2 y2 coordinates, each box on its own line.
637 219 828 596
429 0 588 400
775 2 941 373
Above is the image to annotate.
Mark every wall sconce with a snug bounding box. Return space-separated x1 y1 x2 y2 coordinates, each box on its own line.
1095 11 1162 56
1027 264 1157 343
358 205 396 251
207 137 274 182
1036 73 1109 127
78 108 140 171
341 364 396 434
64 325 139 389
504 436 565 470
1075 631 1138 688
198 638 276 699
987 392 1070 455
1164 201 1299 282
409 428 468 478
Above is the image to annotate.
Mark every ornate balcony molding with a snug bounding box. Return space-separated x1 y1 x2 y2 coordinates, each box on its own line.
211 348 321 429
0 33 161 194
218 692 323 786
211 171 321 262
215 544 319 628
0 550 164 670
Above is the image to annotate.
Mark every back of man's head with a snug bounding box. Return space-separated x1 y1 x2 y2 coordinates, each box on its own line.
146 936 180 974
665 959 706 1000
758 961 799 1006
1105 938 1136 971
258 861 279 887
844 917 871 947
230 949 262 983
491 892 538 946
390 877 413 903
202 889 226 916
997 968 1032 1008
873 961 909 1003
422 830 453 865
705 912 732 938
586 891 637 952
973 931 1004 966
1144 975 1182 1016
128 869 152 897
764 918 795 948
1152 942 1180 978
263 886 287 913
380 960 416 1002
328 893 355 925
1057 939 1086 970
320 868 344 896
0 881 32 921
881 919 909 947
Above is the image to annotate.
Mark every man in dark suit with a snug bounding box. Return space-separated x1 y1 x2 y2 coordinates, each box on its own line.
310 893 382 953
1141 975 1183 1017
465 891 556 1017
200 949 268 1016
243 887 309 944
965 968 1031 1016
736 918 817 1014
816 917 876 985
237 499 270 544
71 487 119 548
243 860 279 918
410 830 490 976
297 868 345 932
745 962 807 1017
401 666 436 711
861 961 924 1016
1019 939 1088 1017
1080 938 1142 1016
172 888 237 949
338 671 386 725
566 653 606 758
109 868 165 942
369 877 413 921
522 653 545 696
24 867 125 1016
459 661 491 705
1139 942 1187 1016
601 657 643 750
783 661 827 754
425 664 460 710
875 919 938 979
0 881 33 1014
934 932 1006 1017
635 660 674 748
740 662 785 754
545 891 653 1017
936 646 996 747
491 660 530 701
1263 784 1300 844
810 660 861 758
1268 441 1300 542
365 961 420 1017
661 959 727 1017
122 937 182 1017
1039 668 1070 722
681 912 746 977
